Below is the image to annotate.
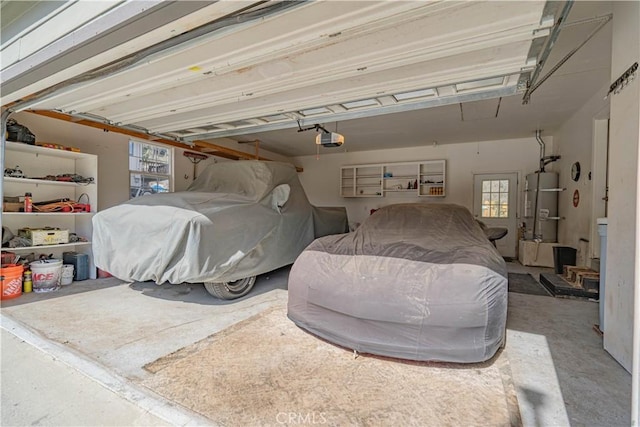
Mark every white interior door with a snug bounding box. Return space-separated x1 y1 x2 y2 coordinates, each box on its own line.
473 173 518 258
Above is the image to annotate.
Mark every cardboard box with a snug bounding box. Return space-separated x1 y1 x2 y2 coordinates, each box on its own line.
564 266 593 283
3 202 23 212
577 271 600 286
1 251 16 265
582 277 600 292
18 228 69 246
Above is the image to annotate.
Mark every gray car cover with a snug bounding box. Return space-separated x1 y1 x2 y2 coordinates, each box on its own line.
93 161 347 284
288 203 508 363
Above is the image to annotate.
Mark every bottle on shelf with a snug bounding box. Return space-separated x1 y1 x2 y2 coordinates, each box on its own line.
23 269 32 293
24 193 32 212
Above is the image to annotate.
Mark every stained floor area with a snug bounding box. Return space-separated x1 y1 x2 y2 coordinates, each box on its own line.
142 305 520 426
0 262 632 426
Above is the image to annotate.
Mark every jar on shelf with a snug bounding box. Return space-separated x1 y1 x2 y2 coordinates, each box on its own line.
24 193 32 212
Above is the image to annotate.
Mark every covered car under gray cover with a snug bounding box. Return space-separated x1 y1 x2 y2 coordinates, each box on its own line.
93 161 347 285
288 203 507 363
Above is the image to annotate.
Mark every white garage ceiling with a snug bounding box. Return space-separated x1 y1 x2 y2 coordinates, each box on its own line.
1 1 612 158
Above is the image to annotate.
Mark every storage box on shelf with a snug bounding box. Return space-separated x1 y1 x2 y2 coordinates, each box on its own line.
340 160 445 198
18 227 70 246
2 141 98 279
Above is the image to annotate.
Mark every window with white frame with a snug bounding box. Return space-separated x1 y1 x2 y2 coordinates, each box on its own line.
481 179 509 218
129 140 172 198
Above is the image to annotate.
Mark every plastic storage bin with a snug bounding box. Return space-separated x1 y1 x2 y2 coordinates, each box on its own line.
30 259 62 292
61 264 74 285
62 252 89 281
553 246 577 274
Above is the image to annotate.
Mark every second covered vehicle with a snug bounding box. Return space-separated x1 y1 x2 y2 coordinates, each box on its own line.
288 203 508 363
93 161 348 299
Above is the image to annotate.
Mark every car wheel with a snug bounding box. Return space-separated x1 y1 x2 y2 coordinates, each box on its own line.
204 276 257 300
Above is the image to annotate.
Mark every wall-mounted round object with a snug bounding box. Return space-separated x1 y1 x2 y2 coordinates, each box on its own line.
571 161 581 181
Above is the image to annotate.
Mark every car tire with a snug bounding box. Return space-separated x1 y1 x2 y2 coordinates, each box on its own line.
204 276 257 300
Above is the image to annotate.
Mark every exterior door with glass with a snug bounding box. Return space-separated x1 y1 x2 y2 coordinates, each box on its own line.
473 173 518 258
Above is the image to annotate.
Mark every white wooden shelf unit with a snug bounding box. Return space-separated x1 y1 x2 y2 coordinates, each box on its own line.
341 160 446 198
2 141 98 278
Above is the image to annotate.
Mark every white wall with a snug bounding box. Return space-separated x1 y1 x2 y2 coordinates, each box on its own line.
553 84 610 262
294 137 546 227
10 112 290 210
604 1 639 373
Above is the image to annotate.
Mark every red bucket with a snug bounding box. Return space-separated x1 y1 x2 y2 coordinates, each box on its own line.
97 268 112 278
1 264 24 300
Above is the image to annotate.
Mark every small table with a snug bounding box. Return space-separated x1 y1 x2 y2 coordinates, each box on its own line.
484 227 508 247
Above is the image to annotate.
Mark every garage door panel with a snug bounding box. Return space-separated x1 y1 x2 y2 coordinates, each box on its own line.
11 0 551 141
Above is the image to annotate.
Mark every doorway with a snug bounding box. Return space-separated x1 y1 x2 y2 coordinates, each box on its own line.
473 173 518 258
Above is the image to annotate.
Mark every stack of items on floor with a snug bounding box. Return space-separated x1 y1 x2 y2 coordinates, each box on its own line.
563 265 600 293
0 251 90 301
539 263 600 299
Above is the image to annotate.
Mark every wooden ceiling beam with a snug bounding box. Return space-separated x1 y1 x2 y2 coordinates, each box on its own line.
199 149 240 160
28 109 202 151
26 110 302 171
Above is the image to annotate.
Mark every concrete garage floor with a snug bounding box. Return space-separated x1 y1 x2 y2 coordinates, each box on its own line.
1 263 632 426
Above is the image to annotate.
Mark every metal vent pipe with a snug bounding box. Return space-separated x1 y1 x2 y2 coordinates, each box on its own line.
533 130 545 239
536 129 546 172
